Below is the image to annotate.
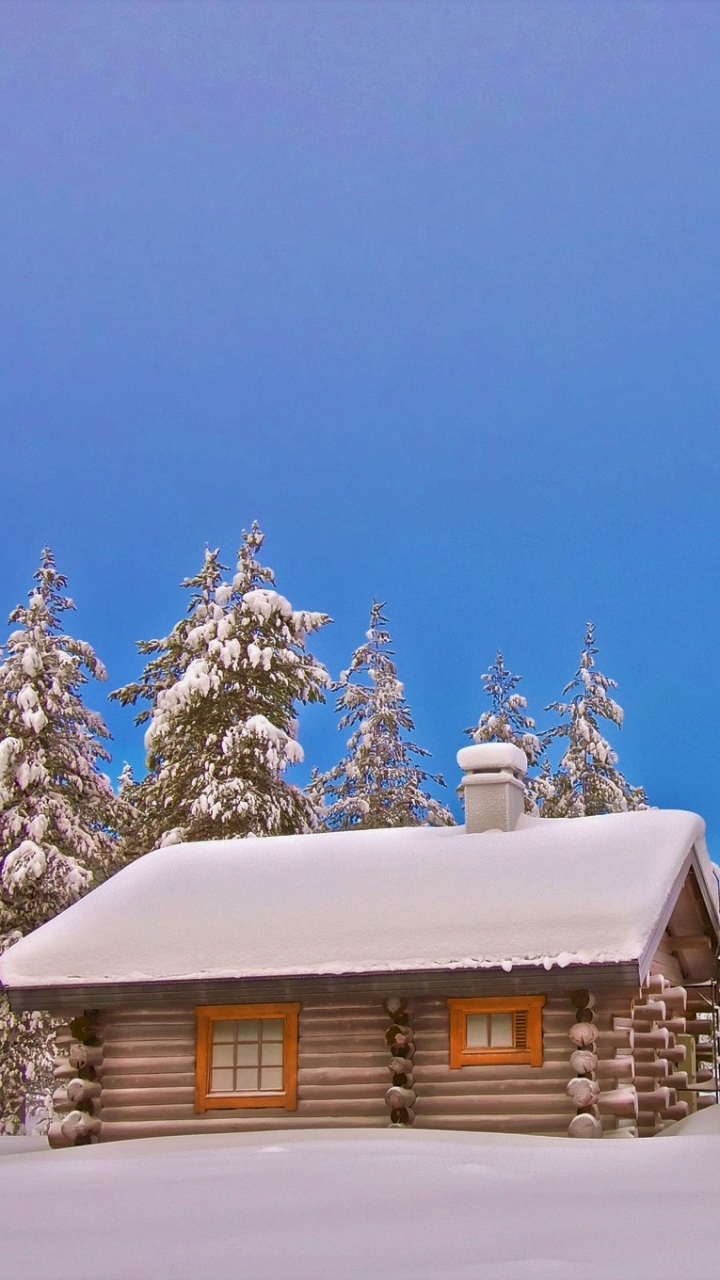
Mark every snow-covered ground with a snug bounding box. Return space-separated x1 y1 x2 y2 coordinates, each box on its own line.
1 1123 719 1279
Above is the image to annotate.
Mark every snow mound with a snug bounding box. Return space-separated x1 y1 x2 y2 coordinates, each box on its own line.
656 1102 720 1136
2 1127 720 1279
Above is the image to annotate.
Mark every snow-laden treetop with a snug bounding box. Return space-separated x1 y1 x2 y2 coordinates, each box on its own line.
1 808 716 990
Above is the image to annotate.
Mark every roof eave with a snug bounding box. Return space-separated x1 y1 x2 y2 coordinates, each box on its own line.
3 959 643 1015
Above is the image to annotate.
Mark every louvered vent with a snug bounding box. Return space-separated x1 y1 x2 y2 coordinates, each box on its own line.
514 1011 528 1050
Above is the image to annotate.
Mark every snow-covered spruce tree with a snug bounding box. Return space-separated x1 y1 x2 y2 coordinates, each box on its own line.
111 524 330 847
539 623 648 817
310 602 454 829
465 649 543 812
0 549 125 1132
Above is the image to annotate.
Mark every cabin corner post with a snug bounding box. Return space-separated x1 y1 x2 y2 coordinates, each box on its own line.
49 1012 103 1148
566 990 602 1137
383 998 416 1126
631 973 695 1134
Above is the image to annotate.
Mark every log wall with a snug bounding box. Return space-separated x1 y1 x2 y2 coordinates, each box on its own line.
98 996 389 1142
89 987 642 1143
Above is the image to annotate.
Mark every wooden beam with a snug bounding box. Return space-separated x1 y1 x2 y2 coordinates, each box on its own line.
668 936 712 953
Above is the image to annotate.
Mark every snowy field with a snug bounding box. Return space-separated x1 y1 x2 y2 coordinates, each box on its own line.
1 1119 719 1280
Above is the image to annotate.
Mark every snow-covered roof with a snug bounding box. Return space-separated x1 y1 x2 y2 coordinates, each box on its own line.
2 809 717 992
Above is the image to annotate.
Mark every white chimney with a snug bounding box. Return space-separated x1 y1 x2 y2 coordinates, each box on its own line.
457 743 527 834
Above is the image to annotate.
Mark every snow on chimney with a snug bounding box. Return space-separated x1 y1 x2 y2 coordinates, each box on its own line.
457 743 527 834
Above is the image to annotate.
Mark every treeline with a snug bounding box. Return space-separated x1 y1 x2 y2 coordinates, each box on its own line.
0 527 645 1130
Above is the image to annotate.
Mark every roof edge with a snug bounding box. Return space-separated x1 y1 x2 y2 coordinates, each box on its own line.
3 961 642 1014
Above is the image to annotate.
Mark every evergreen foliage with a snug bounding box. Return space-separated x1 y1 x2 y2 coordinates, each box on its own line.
112 524 330 847
310 602 454 829
466 650 541 763
0 549 124 1131
539 623 648 817
465 650 543 813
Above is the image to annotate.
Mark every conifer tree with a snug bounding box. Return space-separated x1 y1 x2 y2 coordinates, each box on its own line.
539 623 648 817
0 549 124 1131
310 602 454 829
465 650 543 813
112 524 330 847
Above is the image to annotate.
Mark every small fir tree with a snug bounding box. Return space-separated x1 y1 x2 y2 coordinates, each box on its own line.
465 650 543 811
539 623 648 817
310 602 454 829
112 524 330 847
0 549 124 1131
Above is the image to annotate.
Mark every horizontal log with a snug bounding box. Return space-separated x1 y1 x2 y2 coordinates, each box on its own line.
658 1046 687 1063
661 1102 689 1122
412 1115 573 1134
101 1073 196 1090
697 1095 716 1109
632 1058 668 1078
637 1088 675 1112
597 1088 638 1119
644 975 667 994
47 1122 73 1149
596 1057 634 1082
658 1019 687 1035
668 936 712 952
416 1079 576 1097
633 1029 670 1049
99 1117 391 1140
98 1056 196 1073
684 1020 717 1035
388 1095 576 1116
103 1038 194 1055
101 1088 195 1108
660 987 687 1012
665 1073 689 1090
632 1002 667 1023
596 1030 633 1050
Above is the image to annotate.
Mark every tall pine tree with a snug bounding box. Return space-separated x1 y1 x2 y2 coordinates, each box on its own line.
310 602 454 829
0 549 124 1131
539 623 648 817
465 650 543 813
112 524 330 847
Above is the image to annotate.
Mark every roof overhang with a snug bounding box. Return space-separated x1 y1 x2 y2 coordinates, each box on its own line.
2 959 643 1015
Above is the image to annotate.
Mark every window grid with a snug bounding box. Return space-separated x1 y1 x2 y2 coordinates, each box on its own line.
210 1017 285 1095
194 1003 300 1113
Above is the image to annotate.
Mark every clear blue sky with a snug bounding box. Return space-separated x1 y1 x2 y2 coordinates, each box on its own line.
1 3 719 839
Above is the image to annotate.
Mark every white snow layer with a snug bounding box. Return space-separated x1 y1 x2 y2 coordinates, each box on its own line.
2 1126 720 1280
1 809 715 988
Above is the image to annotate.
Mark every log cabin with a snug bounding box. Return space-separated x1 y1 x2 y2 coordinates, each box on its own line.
1 743 719 1145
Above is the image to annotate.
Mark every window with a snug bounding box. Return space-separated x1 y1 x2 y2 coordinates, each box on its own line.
447 996 545 1068
194 1003 300 1111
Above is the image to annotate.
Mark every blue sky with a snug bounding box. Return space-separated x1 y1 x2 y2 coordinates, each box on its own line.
1 2 719 838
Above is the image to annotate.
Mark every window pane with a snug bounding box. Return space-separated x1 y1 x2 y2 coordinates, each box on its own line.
212 1044 234 1068
237 1020 260 1043
210 1068 234 1093
212 1020 236 1043
262 1019 284 1042
260 1067 283 1091
261 1041 283 1067
465 1014 488 1048
237 1043 259 1067
236 1068 260 1091
490 1013 514 1047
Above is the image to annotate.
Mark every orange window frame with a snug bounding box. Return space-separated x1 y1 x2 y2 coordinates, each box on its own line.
194 1002 300 1112
447 995 545 1068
